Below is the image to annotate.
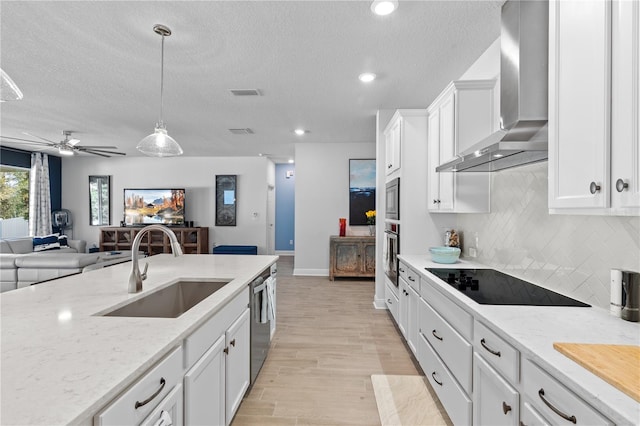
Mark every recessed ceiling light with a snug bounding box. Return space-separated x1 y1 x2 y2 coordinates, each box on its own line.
294 129 306 136
371 0 398 16
358 73 377 83
288 159 294 164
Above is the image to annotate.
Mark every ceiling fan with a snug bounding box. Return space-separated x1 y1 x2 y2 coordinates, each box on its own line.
0 130 126 157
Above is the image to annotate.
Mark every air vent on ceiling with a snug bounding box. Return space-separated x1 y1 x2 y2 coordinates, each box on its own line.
229 128 254 135
230 89 262 96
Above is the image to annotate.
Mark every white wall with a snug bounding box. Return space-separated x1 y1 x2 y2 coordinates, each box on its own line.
61 156 274 254
293 142 376 275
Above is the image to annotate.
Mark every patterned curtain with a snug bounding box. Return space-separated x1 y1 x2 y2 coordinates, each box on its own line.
28 152 52 236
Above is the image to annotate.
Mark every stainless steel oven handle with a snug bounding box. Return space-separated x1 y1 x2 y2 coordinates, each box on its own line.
253 283 266 294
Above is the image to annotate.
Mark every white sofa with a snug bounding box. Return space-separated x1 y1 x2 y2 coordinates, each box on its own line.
0 237 98 292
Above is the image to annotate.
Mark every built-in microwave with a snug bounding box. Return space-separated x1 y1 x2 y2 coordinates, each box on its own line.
385 178 400 220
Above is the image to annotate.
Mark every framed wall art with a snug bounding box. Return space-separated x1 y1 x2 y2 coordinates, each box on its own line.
349 159 376 225
215 175 237 226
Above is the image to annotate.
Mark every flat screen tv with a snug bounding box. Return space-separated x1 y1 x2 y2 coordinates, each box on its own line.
123 188 185 226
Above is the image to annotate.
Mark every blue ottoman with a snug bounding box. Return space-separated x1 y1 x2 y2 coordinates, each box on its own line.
212 245 257 255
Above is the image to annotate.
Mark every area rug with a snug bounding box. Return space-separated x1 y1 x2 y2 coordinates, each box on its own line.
371 375 451 426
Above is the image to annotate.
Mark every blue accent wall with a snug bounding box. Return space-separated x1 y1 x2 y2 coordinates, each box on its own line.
275 164 295 251
1 147 62 210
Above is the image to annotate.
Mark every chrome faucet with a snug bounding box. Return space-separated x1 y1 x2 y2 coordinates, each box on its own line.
129 224 183 293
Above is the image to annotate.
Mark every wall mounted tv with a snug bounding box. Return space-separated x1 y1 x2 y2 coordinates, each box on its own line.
123 189 185 226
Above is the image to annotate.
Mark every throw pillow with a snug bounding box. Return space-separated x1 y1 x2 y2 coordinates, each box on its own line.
58 235 69 247
33 234 61 252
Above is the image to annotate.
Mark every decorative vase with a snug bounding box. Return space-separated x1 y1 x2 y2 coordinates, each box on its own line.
339 218 347 237
368 225 375 236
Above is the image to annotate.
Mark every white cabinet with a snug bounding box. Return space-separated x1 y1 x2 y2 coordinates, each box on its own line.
398 277 409 338
549 0 640 215
225 309 250 426
397 261 420 355
140 383 184 426
385 116 402 176
184 335 226 426
405 282 419 356
473 352 519 426
427 80 495 213
385 281 399 324
522 359 613 425
95 346 184 426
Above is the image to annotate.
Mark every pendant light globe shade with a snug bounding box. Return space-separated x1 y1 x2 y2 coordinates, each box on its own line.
137 124 184 157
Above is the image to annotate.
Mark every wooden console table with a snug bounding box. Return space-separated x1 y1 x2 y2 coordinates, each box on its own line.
100 227 209 255
329 235 375 280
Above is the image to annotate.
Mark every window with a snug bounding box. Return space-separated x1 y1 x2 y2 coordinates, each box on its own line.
0 165 29 237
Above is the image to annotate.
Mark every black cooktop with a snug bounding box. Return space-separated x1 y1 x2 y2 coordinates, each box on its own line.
426 268 590 307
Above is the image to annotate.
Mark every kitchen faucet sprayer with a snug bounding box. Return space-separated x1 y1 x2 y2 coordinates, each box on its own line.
128 224 183 293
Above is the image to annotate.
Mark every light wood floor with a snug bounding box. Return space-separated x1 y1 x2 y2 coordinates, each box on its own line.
232 256 422 425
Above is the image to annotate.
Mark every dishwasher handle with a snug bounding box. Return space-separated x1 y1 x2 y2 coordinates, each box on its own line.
253 282 266 294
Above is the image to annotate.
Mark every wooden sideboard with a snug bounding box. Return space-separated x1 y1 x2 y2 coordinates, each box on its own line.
329 235 375 280
100 227 209 255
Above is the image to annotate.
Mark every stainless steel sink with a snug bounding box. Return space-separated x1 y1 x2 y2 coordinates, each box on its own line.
102 280 231 318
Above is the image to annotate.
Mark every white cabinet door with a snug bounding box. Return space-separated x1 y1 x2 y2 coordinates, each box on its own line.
611 0 640 209
184 334 226 426
139 384 184 426
385 117 402 176
398 278 409 338
428 109 441 211
225 309 250 426
549 0 612 209
406 283 419 355
385 282 399 325
473 353 519 426
438 93 456 211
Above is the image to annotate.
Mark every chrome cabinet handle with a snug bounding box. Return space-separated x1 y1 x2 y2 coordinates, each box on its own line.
432 330 443 341
480 338 501 357
230 338 236 347
616 179 629 192
224 346 229 354
502 401 512 415
135 377 166 409
431 372 442 386
538 388 577 424
387 298 392 304
589 181 601 194
388 164 392 169
408 276 415 282
399 267 405 273
433 199 438 204
437 199 441 204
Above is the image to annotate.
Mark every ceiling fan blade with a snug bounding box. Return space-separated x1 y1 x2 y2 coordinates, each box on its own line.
80 148 126 156
22 132 58 144
76 145 119 149
0 136 53 146
68 139 81 146
82 150 111 158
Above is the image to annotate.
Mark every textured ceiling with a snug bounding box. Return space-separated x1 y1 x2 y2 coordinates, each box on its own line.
0 1 502 163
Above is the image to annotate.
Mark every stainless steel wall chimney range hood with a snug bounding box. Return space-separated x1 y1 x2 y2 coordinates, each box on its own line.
437 0 549 173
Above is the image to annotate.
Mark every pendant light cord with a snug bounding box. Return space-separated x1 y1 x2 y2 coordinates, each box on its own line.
159 34 165 127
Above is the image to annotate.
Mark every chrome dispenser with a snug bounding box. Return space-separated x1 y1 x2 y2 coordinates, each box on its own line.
621 271 640 322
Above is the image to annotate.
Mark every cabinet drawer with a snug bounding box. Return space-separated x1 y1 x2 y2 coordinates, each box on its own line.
521 400 550 426
95 346 183 426
385 282 399 324
418 333 471 426
421 276 473 341
139 383 183 426
418 298 472 393
184 287 249 369
398 262 420 292
522 359 613 425
474 320 519 383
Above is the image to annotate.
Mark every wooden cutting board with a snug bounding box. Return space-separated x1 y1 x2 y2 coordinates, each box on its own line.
553 343 640 403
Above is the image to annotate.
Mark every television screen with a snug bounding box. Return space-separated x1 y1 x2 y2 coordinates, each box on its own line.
124 189 185 226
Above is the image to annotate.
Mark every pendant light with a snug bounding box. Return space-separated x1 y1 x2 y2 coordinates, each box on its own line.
137 24 183 157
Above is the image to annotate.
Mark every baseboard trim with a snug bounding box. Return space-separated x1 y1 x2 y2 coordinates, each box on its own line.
373 298 387 310
275 250 295 256
293 268 329 276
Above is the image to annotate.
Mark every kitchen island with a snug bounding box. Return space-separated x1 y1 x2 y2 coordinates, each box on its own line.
0 253 277 425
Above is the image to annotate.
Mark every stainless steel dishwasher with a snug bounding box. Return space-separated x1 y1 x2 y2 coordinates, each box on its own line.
250 267 273 384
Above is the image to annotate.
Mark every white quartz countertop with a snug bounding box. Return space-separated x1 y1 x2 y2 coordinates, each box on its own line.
399 254 640 425
0 253 278 426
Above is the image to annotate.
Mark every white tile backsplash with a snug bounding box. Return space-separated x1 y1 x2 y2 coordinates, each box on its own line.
456 162 640 309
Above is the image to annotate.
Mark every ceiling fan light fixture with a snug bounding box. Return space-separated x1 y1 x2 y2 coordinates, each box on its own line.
0 68 23 102
358 72 377 83
58 146 74 156
371 0 398 16
137 24 183 157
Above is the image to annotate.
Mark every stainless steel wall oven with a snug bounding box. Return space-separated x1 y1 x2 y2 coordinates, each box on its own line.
383 222 399 287
385 178 400 220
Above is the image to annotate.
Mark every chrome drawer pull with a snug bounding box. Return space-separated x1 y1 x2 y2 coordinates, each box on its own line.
432 330 443 341
616 178 629 192
431 372 442 386
230 338 236 347
480 338 501 357
589 181 601 194
408 276 415 282
538 388 577 424
502 401 512 415
135 377 166 409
